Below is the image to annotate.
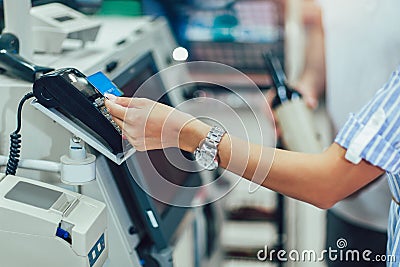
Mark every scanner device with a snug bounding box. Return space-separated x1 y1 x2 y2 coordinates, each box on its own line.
33 68 127 156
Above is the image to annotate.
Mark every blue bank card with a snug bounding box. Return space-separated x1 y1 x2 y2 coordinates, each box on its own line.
87 71 123 97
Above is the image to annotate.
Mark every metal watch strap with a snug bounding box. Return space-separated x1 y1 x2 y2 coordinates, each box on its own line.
194 126 226 170
206 126 225 146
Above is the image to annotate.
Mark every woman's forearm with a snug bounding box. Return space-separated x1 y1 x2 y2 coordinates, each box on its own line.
180 121 384 209
298 1 326 97
263 144 383 208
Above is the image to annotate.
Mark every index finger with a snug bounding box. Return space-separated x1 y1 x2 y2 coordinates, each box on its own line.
105 94 147 108
116 97 136 107
105 99 129 120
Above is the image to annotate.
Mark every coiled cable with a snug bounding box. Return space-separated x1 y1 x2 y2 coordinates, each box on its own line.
5 92 35 175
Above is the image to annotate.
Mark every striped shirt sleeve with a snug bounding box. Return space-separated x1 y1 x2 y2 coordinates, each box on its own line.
335 66 400 173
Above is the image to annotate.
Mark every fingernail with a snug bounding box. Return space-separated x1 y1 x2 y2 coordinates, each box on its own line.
105 93 117 101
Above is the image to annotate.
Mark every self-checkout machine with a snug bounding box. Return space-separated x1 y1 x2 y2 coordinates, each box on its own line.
0 1 122 267
0 1 210 267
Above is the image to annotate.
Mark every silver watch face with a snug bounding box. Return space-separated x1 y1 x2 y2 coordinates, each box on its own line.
195 147 218 171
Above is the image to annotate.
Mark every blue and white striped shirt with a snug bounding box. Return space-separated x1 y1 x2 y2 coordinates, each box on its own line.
335 67 400 266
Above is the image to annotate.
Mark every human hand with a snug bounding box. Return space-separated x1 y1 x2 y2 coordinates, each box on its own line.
264 78 321 138
293 77 320 110
104 94 210 152
105 95 186 151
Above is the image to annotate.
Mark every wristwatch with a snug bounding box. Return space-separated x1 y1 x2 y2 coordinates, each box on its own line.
194 126 226 171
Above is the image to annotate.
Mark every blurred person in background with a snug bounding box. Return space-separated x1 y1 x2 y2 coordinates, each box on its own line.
294 0 400 266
